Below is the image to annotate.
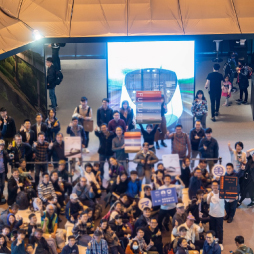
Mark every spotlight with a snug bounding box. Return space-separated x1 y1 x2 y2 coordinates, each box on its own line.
33 30 43 40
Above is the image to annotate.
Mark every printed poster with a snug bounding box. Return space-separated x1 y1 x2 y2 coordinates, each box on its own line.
162 154 181 176
64 136 81 158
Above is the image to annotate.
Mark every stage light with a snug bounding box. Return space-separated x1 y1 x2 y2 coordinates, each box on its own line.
167 90 170 93
147 70 150 72
33 30 43 40
152 69 156 72
133 91 136 93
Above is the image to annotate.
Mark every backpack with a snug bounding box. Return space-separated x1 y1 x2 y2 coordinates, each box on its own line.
16 191 29 210
164 242 174 254
237 247 251 254
55 70 63 85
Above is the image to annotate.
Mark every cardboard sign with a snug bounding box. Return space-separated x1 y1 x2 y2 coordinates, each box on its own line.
124 132 141 153
151 187 178 206
219 176 238 199
136 91 161 124
162 154 181 176
212 164 226 177
138 198 152 211
64 136 81 158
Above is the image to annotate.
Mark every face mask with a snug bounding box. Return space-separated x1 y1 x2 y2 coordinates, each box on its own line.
133 245 139 250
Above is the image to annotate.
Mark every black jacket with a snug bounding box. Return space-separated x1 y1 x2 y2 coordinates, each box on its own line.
139 124 158 146
7 175 24 206
19 129 36 146
175 246 188 254
96 106 113 126
189 128 205 151
0 116 16 138
188 200 209 223
29 235 50 254
61 244 79 254
199 137 219 160
109 219 125 238
0 150 9 175
134 215 149 233
31 123 48 141
47 64 56 89
66 125 86 146
95 130 115 156
0 245 11 253
143 225 163 247
120 108 134 130
49 141 67 163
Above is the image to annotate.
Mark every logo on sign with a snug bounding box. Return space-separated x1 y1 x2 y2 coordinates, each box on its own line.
212 165 225 177
167 189 172 195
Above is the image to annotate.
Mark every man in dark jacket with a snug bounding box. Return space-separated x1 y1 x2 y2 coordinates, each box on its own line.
0 140 9 202
29 228 51 254
203 230 221 254
46 57 57 110
94 124 115 180
0 107 16 149
96 98 113 127
190 120 205 169
31 113 48 141
65 193 84 223
198 128 219 172
19 119 36 146
61 235 79 254
189 168 203 200
134 207 151 234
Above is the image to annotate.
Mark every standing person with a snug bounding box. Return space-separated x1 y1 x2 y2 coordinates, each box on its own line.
119 100 135 131
11 229 26 254
191 90 208 129
49 133 67 169
0 140 9 203
31 113 48 141
51 43 65 72
188 168 203 202
155 95 168 150
73 96 92 152
172 203 187 228
0 107 16 149
67 116 86 149
180 157 191 188
237 148 254 207
236 61 249 105
203 230 221 254
96 98 113 127
112 126 128 170
166 124 191 161
205 64 224 122
33 132 49 187
108 110 126 133
189 120 205 169
19 119 36 146
207 181 225 250
228 141 247 173
158 174 185 231
46 57 57 110
223 52 237 91
45 109 60 142
198 128 219 172
139 124 158 153
94 124 115 180
221 75 232 106
233 236 253 254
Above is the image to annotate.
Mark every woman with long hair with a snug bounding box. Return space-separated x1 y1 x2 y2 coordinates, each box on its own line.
120 100 135 131
0 234 10 253
191 90 208 128
45 108 61 142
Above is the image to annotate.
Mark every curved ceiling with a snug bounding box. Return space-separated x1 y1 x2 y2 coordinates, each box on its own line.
0 0 253 54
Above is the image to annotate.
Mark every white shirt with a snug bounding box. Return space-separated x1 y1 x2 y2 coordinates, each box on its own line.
78 166 100 189
207 192 225 218
230 149 247 172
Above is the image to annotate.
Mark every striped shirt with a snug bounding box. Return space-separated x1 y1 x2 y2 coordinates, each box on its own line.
86 239 108 254
38 181 57 202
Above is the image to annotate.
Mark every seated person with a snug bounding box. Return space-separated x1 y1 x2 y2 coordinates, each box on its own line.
18 159 33 186
61 235 79 254
0 204 19 230
72 212 92 246
6 214 23 237
125 170 141 198
65 193 84 223
84 208 95 234
41 204 66 250
109 214 130 248
38 173 58 206
7 169 24 206
143 218 163 254
86 230 108 254
198 160 213 188
175 238 190 254
189 168 203 200
125 239 142 254
11 229 26 254
172 203 187 228
95 219 108 236
26 244 37 254
29 228 51 254
1 225 10 244
77 162 101 198
143 186 160 212
133 227 153 253
110 172 128 199
119 194 138 218
134 207 151 234
109 202 125 221
0 233 11 253
172 214 204 250
50 171 65 211
188 189 210 224
109 157 126 180
103 225 125 254
92 162 102 187
57 160 73 195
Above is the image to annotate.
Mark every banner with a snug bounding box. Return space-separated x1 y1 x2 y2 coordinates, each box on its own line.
151 188 178 206
124 132 141 153
219 176 238 199
136 91 161 124
64 136 81 158
162 154 181 176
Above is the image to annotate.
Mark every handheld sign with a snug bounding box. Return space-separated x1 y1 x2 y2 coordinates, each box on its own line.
162 154 181 176
64 136 81 158
138 198 152 211
151 188 178 206
219 176 238 199
212 164 226 178
124 132 141 153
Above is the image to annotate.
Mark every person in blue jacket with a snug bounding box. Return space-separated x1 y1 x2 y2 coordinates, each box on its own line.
188 167 203 200
11 229 26 254
203 230 221 254
61 235 79 254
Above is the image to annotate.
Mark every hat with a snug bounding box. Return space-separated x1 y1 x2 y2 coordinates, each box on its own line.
70 193 78 200
58 160 66 165
46 57 53 63
187 214 195 221
81 97 87 102
0 107 6 112
0 140 5 146
176 203 185 208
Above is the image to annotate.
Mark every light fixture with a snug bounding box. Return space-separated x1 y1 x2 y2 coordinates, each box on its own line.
33 30 43 40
